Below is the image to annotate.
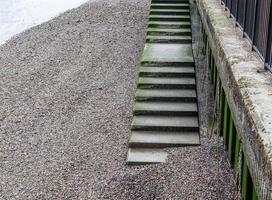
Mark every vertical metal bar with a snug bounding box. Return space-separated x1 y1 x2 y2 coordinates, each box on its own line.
208 44 211 68
234 133 240 178
220 86 225 137
242 156 249 199
242 0 248 37
235 0 239 25
211 56 214 84
251 0 258 50
213 65 217 94
229 0 233 17
228 115 234 162
265 0 272 65
223 99 230 147
228 116 236 166
210 48 213 70
252 185 259 200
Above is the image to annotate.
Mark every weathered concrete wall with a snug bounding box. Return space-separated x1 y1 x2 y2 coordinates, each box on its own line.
196 0 272 199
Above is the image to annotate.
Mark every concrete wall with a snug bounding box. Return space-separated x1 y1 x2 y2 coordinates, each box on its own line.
195 0 272 199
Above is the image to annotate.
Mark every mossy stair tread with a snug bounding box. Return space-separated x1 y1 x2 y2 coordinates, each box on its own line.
129 131 200 146
146 35 191 40
148 21 191 26
146 35 192 43
147 28 191 33
150 9 189 12
134 101 197 113
141 43 193 63
127 148 167 164
151 3 189 7
136 89 196 99
138 77 195 87
132 115 199 129
152 0 189 2
139 66 195 73
149 15 190 19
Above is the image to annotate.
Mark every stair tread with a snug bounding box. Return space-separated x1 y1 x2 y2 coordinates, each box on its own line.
148 21 191 25
151 3 189 6
134 101 197 112
132 115 199 128
136 89 196 98
149 15 190 18
150 9 189 12
127 148 167 164
141 43 193 63
147 28 191 33
138 77 195 85
129 131 200 146
139 66 195 73
146 35 192 40
152 0 190 2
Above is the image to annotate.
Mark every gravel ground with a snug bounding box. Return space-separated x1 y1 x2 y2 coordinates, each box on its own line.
0 0 238 199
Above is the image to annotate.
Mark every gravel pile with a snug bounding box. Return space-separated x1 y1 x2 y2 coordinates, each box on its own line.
0 0 237 199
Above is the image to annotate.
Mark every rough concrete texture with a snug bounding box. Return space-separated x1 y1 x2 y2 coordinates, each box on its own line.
0 0 237 199
196 0 272 199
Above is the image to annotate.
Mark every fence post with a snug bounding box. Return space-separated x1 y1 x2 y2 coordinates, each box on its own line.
235 0 239 25
265 0 272 69
251 0 258 50
242 0 247 38
229 0 232 17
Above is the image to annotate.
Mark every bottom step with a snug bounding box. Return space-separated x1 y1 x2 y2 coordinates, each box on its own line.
129 131 200 147
127 148 168 164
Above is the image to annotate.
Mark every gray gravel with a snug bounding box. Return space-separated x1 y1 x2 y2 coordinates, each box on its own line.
0 0 237 199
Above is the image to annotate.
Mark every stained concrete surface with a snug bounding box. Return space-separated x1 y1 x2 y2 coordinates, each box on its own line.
0 0 237 199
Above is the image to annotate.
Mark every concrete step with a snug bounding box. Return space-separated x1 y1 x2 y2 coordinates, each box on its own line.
139 66 195 77
127 148 168 164
133 101 198 116
147 28 191 36
141 43 194 65
149 15 190 22
152 0 189 3
135 89 197 102
129 131 200 147
148 21 191 29
137 77 195 89
151 3 189 10
150 9 190 15
152 0 189 2
131 115 199 131
146 35 191 43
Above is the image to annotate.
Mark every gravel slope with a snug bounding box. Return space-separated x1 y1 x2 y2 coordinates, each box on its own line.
0 0 237 199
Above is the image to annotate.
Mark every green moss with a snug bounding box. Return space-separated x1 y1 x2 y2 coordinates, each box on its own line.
238 76 252 88
186 47 193 57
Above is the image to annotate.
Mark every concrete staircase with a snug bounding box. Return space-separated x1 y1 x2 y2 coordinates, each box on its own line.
127 0 200 164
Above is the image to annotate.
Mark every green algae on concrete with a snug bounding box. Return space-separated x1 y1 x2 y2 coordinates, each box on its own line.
148 21 191 29
147 28 191 35
139 66 195 73
146 35 192 43
141 43 194 63
137 77 196 89
135 89 197 101
133 102 197 114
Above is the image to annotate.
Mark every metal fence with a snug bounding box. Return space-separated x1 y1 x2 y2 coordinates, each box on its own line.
221 0 272 72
